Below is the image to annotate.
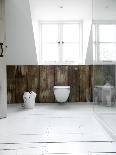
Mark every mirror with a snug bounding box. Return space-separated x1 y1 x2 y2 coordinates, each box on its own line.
93 0 116 139
93 0 116 64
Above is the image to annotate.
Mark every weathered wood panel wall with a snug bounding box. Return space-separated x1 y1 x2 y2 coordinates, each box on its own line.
15 66 28 103
55 66 69 86
7 66 16 103
27 66 40 102
7 65 93 103
39 66 54 103
79 66 91 102
93 65 115 86
68 66 80 102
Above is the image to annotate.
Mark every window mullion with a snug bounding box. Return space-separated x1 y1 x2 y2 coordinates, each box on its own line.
40 21 82 65
39 24 42 64
96 24 99 62
59 24 63 63
79 22 82 64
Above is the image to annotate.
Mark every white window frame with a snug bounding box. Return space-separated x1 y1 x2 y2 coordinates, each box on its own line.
39 21 83 65
93 20 116 64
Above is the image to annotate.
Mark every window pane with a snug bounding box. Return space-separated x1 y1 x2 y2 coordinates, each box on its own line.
42 24 58 42
63 43 79 62
42 43 59 62
99 25 116 42
63 24 79 42
92 24 96 42
99 43 116 61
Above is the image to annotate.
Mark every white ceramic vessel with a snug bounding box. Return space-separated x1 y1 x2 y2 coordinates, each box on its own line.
23 91 37 109
54 86 70 103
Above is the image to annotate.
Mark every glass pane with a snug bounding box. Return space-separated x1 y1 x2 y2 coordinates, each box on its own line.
99 25 116 42
63 24 79 42
99 43 116 61
42 24 58 42
63 43 79 62
92 24 96 42
42 43 59 62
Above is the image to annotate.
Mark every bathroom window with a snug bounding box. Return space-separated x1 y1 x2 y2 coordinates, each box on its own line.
40 22 82 64
93 23 116 63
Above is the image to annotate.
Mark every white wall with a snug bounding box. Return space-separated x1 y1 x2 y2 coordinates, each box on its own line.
93 0 116 20
0 0 7 118
5 0 38 65
32 20 40 63
83 21 92 64
0 0 5 43
85 26 93 64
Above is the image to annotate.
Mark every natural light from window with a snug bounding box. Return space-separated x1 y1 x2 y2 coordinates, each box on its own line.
42 24 59 62
40 22 82 64
93 24 116 63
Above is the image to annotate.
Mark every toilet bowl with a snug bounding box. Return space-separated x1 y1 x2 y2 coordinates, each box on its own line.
54 86 70 103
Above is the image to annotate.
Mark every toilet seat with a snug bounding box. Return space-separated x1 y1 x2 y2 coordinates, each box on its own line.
54 86 70 89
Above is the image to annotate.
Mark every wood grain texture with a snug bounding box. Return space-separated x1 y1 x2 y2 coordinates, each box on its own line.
93 65 115 102
6 65 102 103
7 65 93 103
27 66 39 102
68 66 80 102
79 66 90 102
89 65 93 102
55 66 68 86
39 66 55 103
15 66 28 103
93 65 115 86
93 65 104 86
7 66 16 104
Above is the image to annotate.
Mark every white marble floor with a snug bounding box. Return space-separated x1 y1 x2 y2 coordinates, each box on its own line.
0 103 116 155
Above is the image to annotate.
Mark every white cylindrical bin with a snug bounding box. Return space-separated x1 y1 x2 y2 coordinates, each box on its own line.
23 91 37 109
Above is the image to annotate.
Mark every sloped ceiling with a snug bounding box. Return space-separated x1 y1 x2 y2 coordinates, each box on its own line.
93 0 116 20
29 0 92 20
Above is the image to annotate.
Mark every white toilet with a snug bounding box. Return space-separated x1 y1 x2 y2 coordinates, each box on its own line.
53 86 70 103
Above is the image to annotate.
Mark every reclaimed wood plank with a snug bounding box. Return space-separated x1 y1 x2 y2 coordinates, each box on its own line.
7 66 16 104
79 66 90 102
7 65 96 103
15 66 27 103
68 66 80 102
89 65 93 102
93 65 115 86
55 66 68 86
93 65 104 87
39 66 55 103
27 66 40 102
